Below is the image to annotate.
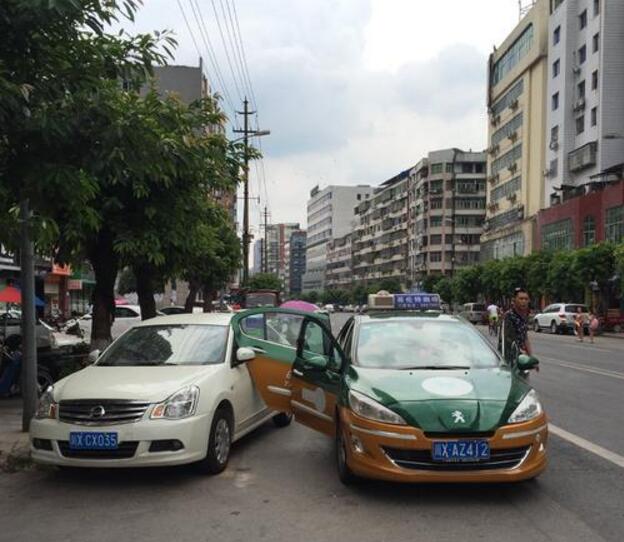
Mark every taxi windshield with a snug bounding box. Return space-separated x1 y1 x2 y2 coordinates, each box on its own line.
355 319 501 370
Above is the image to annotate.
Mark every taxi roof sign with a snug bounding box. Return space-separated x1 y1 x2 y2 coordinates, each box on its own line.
368 291 441 311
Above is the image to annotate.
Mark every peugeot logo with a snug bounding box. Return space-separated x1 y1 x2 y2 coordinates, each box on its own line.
451 410 466 424
90 405 106 419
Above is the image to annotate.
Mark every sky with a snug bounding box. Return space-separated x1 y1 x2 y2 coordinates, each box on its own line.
121 0 523 235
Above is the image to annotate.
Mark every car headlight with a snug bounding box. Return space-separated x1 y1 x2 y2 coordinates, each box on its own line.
35 386 57 419
348 390 406 425
151 386 200 420
508 389 543 424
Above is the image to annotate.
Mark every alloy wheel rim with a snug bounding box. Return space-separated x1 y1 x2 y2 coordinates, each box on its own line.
214 418 230 464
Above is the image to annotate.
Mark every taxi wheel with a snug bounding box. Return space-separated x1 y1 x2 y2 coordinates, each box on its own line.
336 421 358 486
272 412 293 428
197 408 232 475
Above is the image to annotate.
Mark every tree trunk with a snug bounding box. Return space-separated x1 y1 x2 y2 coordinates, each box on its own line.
203 286 215 312
184 281 199 313
88 228 118 351
134 263 157 320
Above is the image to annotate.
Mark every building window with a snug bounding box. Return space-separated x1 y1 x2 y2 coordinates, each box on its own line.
583 216 596 246
592 33 600 53
491 113 523 146
446 163 454 173
591 107 597 127
553 59 560 78
577 80 586 99
594 0 600 16
430 163 444 175
357 194 362 200
429 235 442 245
592 70 599 90
491 176 521 202
430 216 443 227
579 45 587 64
550 158 558 177
430 198 443 209
553 25 561 45
576 115 585 135
491 24 534 86
491 144 522 175
552 92 559 111
605 206 624 243
579 9 587 29
551 125 559 144
429 252 442 263
490 80 523 117
542 219 573 251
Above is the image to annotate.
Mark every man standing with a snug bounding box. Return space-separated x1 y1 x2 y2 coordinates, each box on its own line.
499 287 533 364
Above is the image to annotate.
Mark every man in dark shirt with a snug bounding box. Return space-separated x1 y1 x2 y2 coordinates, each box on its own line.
499 287 533 364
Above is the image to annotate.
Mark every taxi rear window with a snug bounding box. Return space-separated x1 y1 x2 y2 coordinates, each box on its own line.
355 320 500 370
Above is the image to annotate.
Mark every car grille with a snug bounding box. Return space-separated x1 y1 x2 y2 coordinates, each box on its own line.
58 400 150 425
58 441 139 459
383 446 531 471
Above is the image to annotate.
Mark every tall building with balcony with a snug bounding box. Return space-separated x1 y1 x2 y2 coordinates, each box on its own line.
302 185 373 292
411 149 487 278
325 234 353 290
265 223 300 276
536 0 624 250
286 230 307 296
352 170 411 287
482 0 549 260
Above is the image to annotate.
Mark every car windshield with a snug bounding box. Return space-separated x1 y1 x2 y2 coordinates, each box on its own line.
96 324 228 366
355 319 501 370
246 293 278 308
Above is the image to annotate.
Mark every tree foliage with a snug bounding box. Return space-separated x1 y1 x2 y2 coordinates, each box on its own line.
246 273 282 291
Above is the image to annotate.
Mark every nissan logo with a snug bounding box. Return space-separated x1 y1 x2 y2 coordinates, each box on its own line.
90 405 106 419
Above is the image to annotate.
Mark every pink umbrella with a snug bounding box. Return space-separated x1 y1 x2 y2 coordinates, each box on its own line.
280 300 320 312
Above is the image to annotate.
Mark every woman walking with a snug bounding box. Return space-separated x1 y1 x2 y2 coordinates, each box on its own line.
588 311 599 344
574 306 586 342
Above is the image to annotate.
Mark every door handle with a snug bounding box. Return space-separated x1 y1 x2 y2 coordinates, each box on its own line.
251 347 266 354
292 368 303 377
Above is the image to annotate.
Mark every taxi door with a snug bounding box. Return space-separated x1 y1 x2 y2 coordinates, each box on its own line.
231 309 346 436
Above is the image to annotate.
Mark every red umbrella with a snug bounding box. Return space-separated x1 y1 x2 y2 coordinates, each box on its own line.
0 286 22 304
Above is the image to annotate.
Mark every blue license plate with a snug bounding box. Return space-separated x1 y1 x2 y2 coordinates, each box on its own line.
69 432 118 450
432 440 490 462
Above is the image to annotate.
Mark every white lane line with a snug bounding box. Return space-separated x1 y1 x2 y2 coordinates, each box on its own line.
541 357 624 381
549 424 624 469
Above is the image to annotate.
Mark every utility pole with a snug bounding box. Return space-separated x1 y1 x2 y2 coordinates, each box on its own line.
263 206 269 273
233 98 270 285
20 200 37 431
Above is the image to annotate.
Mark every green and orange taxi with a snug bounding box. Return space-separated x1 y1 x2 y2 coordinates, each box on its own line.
231 292 547 484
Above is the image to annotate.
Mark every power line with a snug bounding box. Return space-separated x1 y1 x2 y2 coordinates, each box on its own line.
210 0 245 101
219 0 249 100
225 0 256 107
176 0 202 63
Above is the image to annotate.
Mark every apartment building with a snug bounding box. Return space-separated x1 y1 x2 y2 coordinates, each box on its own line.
264 223 300 276
325 233 353 290
302 184 373 292
536 0 624 249
411 149 487 278
286 230 307 295
482 0 549 260
352 170 411 287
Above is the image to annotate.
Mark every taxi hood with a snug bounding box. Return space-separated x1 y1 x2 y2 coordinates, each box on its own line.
53 365 220 402
346 366 530 433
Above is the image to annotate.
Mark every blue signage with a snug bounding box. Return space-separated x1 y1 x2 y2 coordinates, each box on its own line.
394 293 441 310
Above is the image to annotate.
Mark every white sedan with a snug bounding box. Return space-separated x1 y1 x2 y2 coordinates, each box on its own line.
30 313 290 473
77 304 143 341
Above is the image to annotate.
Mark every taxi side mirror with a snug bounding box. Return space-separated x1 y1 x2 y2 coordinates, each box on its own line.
87 349 101 364
517 354 539 371
303 354 329 371
236 347 256 363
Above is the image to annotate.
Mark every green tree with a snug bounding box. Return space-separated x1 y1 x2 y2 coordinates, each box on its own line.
246 273 282 291
451 265 483 305
433 277 454 304
378 278 402 293
525 251 553 304
546 251 583 302
421 273 443 293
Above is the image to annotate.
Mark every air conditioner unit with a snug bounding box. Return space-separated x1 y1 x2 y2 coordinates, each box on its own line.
507 192 517 202
491 114 501 126
508 131 518 142
543 168 552 177
483 221 490 232
510 99 519 111
488 144 500 155
572 65 581 75
549 140 559 151
573 98 586 111
508 162 518 173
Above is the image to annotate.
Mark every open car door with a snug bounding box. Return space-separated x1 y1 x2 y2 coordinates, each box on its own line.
231 308 346 436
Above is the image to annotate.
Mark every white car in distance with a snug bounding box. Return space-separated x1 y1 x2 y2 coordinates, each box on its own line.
30 312 290 473
78 304 143 341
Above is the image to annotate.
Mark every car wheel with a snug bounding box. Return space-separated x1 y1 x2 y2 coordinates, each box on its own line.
197 408 232 475
336 419 358 486
550 321 558 334
36 368 54 396
533 321 541 332
272 412 293 428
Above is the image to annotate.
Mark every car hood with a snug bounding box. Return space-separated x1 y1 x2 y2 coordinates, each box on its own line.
346 366 530 433
53 365 221 402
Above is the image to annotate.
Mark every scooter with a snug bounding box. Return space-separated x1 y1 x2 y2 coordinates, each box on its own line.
0 344 54 397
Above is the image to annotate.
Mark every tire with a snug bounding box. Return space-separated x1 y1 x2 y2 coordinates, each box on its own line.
533 321 541 333
272 412 293 428
36 367 54 396
550 321 558 334
196 408 232 475
336 419 358 486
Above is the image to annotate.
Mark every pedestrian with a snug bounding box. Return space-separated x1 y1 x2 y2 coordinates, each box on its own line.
499 287 533 365
588 310 599 344
486 301 499 336
0 335 23 398
574 306 586 342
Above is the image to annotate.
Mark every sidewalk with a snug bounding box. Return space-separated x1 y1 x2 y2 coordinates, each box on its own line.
0 398 31 472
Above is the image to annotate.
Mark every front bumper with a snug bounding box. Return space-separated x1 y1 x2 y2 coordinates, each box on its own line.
340 408 548 483
30 413 211 468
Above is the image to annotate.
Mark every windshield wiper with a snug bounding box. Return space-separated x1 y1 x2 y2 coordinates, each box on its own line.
401 365 471 370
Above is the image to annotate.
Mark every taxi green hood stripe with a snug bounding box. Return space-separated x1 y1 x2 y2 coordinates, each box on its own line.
345 366 531 432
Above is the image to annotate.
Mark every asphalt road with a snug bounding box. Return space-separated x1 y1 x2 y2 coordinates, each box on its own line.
0 313 623 542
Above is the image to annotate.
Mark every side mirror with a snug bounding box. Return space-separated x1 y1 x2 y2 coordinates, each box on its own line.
517 354 539 371
87 349 101 364
303 354 329 371
236 347 256 363
83 314 92 320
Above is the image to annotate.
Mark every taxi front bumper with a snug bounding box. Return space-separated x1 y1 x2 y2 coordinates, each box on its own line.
340 408 548 483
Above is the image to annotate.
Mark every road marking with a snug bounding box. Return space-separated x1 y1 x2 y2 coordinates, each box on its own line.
541 357 624 381
549 424 624 469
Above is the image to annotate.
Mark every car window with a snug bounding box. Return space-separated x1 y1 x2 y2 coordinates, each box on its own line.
565 304 588 313
472 304 486 312
96 324 228 366
239 312 304 348
115 307 139 318
336 318 354 350
355 319 500 369
301 319 341 372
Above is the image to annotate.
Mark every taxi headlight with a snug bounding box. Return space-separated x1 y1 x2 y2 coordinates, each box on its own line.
508 389 543 424
348 390 406 425
151 386 200 420
35 386 57 419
